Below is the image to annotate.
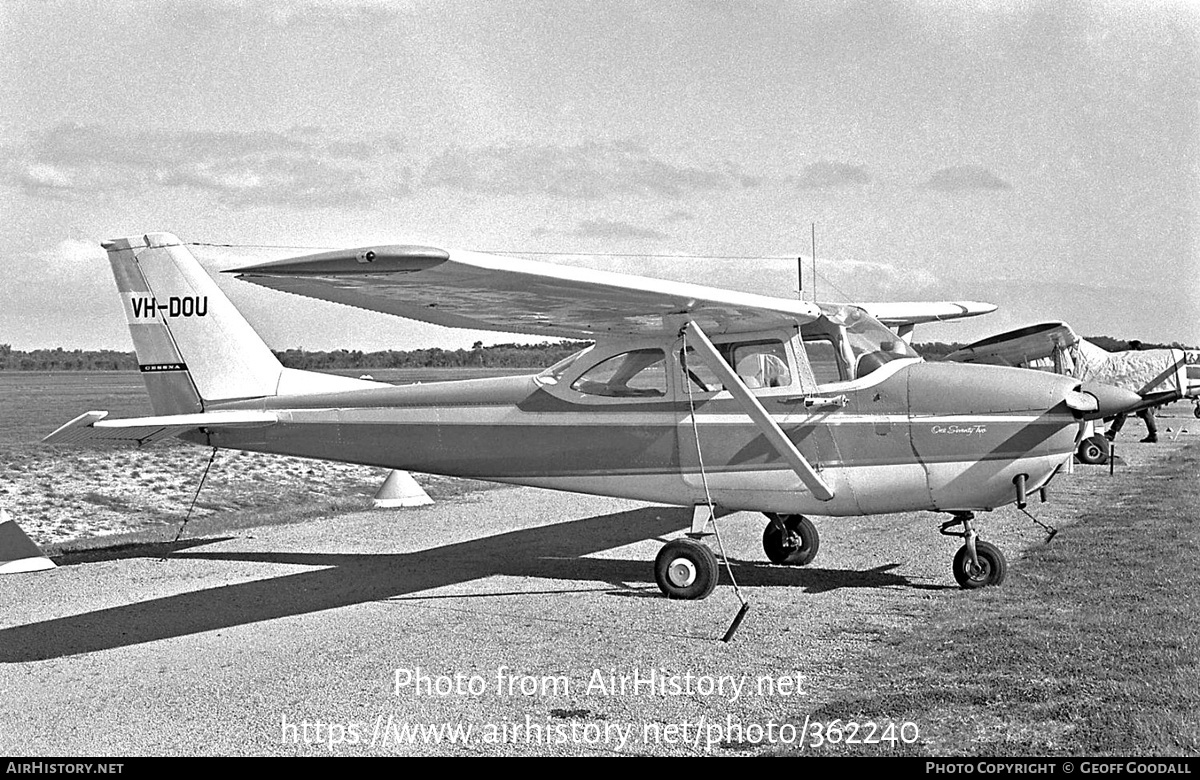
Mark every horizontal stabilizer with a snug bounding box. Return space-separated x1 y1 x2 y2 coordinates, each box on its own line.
44 410 277 446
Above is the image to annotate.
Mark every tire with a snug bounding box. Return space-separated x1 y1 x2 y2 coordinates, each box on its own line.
762 513 820 565
1193 404 1200 420
654 539 719 600
1076 434 1109 465
952 540 1007 589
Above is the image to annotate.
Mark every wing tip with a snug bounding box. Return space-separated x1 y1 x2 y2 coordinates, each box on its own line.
229 245 450 276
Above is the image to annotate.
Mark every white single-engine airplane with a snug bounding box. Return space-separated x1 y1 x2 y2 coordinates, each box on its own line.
46 234 1141 599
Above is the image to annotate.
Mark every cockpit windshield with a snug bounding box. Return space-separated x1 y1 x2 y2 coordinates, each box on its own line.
804 304 919 381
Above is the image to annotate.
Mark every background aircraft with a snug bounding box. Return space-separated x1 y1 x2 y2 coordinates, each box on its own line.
46 234 1139 600
943 322 1197 463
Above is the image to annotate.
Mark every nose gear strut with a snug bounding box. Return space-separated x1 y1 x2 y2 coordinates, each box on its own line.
939 512 1008 589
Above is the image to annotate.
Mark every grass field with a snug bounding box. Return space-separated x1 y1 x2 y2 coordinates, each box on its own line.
788 405 1200 756
0 370 515 547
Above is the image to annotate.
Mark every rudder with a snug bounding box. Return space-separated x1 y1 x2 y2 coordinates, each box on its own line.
105 233 283 412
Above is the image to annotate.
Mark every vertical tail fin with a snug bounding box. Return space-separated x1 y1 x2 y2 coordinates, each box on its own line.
105 233 283 413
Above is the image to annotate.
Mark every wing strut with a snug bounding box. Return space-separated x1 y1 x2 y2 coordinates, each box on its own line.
682 321 835 501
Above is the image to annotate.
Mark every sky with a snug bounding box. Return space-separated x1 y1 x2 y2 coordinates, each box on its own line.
2 0 1197 353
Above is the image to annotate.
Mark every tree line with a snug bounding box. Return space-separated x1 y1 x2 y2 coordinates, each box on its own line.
1 337 1194 371
0 341 590 371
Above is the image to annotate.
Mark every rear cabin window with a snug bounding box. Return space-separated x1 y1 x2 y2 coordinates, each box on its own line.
681 339 794 393
730 341 791 389
571 349 667 398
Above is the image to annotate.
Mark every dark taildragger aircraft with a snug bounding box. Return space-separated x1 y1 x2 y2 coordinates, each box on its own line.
46 234 1141 599
944 322 1198 463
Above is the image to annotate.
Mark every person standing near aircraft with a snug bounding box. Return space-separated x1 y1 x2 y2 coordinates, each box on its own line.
1104 340 1158 443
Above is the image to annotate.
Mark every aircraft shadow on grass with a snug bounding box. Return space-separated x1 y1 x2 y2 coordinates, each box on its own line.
1 507 944 662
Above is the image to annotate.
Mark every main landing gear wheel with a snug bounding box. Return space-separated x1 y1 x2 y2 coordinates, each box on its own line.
762 513 820 565
1076 434 1110 465
654 539 719 600
952 540 1008 589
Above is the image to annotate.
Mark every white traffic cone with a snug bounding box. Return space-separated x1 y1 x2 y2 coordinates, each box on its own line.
0 508 56 574
372 470 433 508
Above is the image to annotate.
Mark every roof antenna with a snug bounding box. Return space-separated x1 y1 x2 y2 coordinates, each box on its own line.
811 223 817 304
797 252 803 301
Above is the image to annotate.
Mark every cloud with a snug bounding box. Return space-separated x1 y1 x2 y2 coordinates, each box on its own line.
532 219 669 241
422 142 733 199
17 163 79 191
6 123 412 208
150 0 415 30
48 238 107 265
568 219 668 241
10 128 748 207
824 256 940 294
790 161 871 189
28 239 110 284
920 166 1013 191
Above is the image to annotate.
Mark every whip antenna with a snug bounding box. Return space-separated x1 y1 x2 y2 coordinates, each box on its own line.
811 223 817 304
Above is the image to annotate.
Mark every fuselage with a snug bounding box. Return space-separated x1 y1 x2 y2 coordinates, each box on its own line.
84 234 1094 524
197 329 1084 518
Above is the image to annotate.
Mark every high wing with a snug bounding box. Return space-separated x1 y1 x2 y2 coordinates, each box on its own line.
857 301 998 328
856 301 997 341
945 322 1078 366
229 247 824 338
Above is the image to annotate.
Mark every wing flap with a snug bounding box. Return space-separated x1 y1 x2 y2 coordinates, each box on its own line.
44 410 278 446
230 247 823 337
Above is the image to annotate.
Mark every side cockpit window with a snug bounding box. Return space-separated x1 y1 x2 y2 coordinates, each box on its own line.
802 337 846 385
571 349 667 398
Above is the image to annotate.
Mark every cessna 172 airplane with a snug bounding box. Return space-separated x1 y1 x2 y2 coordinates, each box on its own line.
944 322 1198 464
46 234 1142 600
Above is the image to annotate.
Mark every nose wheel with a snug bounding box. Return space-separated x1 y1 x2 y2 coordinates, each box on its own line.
951 540 1007 588
940 512 1008 589
762 513 820 565
1076 434 1110 465
654 538 719 600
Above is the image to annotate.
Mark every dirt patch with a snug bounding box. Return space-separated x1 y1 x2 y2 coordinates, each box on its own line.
1 442 484 547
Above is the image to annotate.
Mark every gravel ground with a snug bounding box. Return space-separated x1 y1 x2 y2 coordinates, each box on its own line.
0 412 1192 756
